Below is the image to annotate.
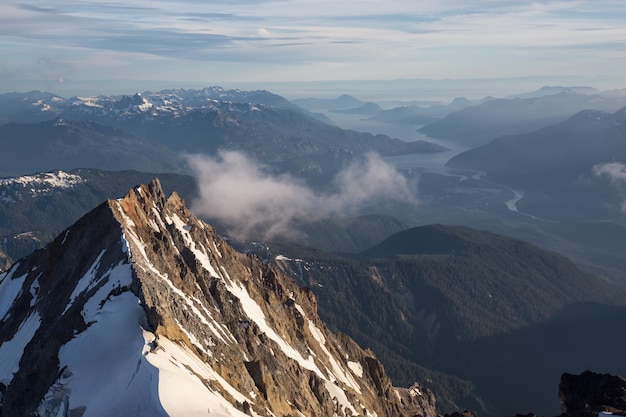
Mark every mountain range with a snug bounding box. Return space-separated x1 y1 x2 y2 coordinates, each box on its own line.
2 84 626 417
0 169 196 264
0 89 443 182
271 224 626 416
291 94 365 111
0 179 435 417
329 102 383 116
419 89 626 146
3 169 625 416
0 169 415 269
447 106 626 220
368 97 484 125
0 119 183 177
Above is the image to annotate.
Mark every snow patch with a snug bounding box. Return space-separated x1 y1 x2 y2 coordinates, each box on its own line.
225 281 326 380
74 97 103 108
0 268 27 319
55 291 167 417
0 171 85 198
122 230 234 345
0 312 41 385
61 230 70 245
307 317 362 393
174 317 211 356
296 303 361 393
63 250 106 315
169 213 222 279
145 337 253 417
324 380 359 416
81 260 133 322
347 361 363 378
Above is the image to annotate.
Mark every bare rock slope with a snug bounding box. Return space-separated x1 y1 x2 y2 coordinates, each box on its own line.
0 179 436 417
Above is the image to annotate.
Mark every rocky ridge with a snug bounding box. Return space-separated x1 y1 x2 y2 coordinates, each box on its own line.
0 179 436 417
1 87 296 123
559 371 626 417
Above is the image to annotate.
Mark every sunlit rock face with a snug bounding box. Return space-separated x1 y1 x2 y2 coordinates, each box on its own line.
0 178 437 417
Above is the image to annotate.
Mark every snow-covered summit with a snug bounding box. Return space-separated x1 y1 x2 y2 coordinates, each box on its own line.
0 179 435 417
0 171 85 203
20 87 294 122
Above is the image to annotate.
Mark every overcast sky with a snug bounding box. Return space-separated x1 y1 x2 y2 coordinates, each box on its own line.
1 0 625 96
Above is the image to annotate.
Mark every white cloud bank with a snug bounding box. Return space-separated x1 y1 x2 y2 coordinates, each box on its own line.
593 162 626 183
187 150 417 240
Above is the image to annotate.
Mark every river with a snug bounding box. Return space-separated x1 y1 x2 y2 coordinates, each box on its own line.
325 112 533 216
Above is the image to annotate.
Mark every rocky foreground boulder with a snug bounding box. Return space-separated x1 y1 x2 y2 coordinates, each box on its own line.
559 371 626 417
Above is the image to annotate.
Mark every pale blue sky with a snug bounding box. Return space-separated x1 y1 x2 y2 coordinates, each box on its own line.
1 0 625 96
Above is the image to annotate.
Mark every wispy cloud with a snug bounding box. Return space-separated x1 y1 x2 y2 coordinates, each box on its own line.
1 0 625 87
593 162 626 183
187 150 417 240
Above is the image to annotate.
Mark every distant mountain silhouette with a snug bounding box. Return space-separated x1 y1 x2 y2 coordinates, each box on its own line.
447 106 626 219
0 119 183 177
329 102 382 116
420 91 626 146
291 94 364 110
507 85 599 99
0 90 445 183
368 97 484 125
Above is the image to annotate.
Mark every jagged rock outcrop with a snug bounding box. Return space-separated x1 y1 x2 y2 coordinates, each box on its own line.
559 371 626 417
0 179 437 417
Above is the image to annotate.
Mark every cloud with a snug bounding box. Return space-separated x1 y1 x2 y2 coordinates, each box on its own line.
187 150 417 240
2 0 626 85
593 162 626 183
593 162 626 213
256 27 271 37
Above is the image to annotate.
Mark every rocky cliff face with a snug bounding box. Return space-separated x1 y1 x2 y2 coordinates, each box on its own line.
559 371 626 417
0 179 437 417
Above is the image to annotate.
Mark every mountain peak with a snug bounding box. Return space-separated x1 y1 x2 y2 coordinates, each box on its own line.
0 181 436 417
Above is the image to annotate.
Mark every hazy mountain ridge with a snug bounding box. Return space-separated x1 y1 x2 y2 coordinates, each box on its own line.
505 85 600 99
0 89 442 183
0 179 436 417
0 119 185 177
1 83 625 417
0 87 297 123
293 93 484 125
447 106 626 220
271 224 626 415
330 102 383 116
419 90 626 146
0 169 197 265
291 94 364 111
368 97 485 125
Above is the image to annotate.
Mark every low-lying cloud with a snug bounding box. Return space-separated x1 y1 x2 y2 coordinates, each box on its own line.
187 150 417 240
593 162 626 213
593 162 626 183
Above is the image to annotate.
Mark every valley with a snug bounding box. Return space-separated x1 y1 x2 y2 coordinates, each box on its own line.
315 101 626 289
1 86 626 417
3 2 626 416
